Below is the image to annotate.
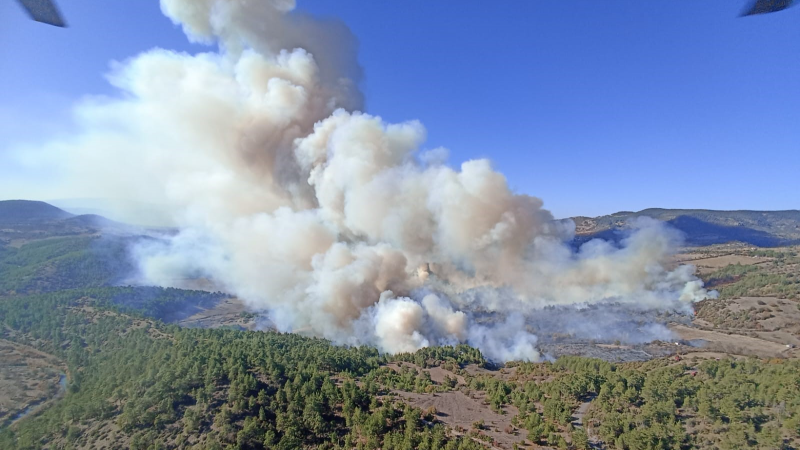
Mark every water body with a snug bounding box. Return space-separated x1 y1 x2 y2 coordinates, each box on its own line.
4 373 67 426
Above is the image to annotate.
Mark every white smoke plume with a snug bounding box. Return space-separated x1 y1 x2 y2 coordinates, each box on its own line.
20 0 715 362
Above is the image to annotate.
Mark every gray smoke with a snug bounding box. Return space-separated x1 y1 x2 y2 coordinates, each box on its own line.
14 0 715 362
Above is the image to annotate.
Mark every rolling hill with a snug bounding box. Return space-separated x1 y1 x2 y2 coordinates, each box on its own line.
572 208 800 247
0 200 126 244
0 200 73 224
4 200 799 248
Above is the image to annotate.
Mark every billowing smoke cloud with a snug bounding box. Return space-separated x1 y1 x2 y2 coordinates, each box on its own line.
20 0 715 362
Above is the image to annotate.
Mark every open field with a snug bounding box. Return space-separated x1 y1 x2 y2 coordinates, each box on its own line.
675 245 800 360
671 253 773 274
670 324 794 358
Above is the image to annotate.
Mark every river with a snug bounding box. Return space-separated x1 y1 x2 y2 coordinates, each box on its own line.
4 373 67 426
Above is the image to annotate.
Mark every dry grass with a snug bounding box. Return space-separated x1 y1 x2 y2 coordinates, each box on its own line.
670 324 796 358
673 254 772 275
0 339 65 426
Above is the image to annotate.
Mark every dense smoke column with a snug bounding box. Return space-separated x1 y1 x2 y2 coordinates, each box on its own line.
32 0 715 361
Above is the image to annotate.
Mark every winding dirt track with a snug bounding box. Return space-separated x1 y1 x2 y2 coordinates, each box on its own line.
671 324 791 357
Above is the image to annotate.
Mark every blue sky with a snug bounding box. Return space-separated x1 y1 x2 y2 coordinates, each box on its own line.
0 0 798 218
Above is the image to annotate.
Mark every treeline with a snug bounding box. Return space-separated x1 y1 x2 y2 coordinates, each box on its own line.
747 249 798 259
387 346 486 369
717 272 799 300
705 263 759 287
703 261 800 300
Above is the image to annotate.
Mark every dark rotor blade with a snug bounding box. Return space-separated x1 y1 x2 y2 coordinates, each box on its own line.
741 0 795 16
17 0 66 27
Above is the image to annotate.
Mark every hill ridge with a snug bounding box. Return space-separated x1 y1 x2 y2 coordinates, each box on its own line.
0 200 73 223
572 208 800 247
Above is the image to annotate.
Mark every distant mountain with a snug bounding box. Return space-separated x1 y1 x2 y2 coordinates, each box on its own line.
0 200 125 243
49 197 176 227
0 200 73 223
4 200 798 249
572 209 800 247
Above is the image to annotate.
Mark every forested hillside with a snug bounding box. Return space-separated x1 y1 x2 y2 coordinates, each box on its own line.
0 236 133 296
0 201 73 223
2 289 799 449
0 289 490 449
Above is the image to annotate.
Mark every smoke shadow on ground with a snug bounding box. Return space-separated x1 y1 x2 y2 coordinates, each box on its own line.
110 286 227 322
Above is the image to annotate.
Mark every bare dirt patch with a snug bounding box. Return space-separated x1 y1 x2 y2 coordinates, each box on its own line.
390 389 525 449
426 366 466 386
